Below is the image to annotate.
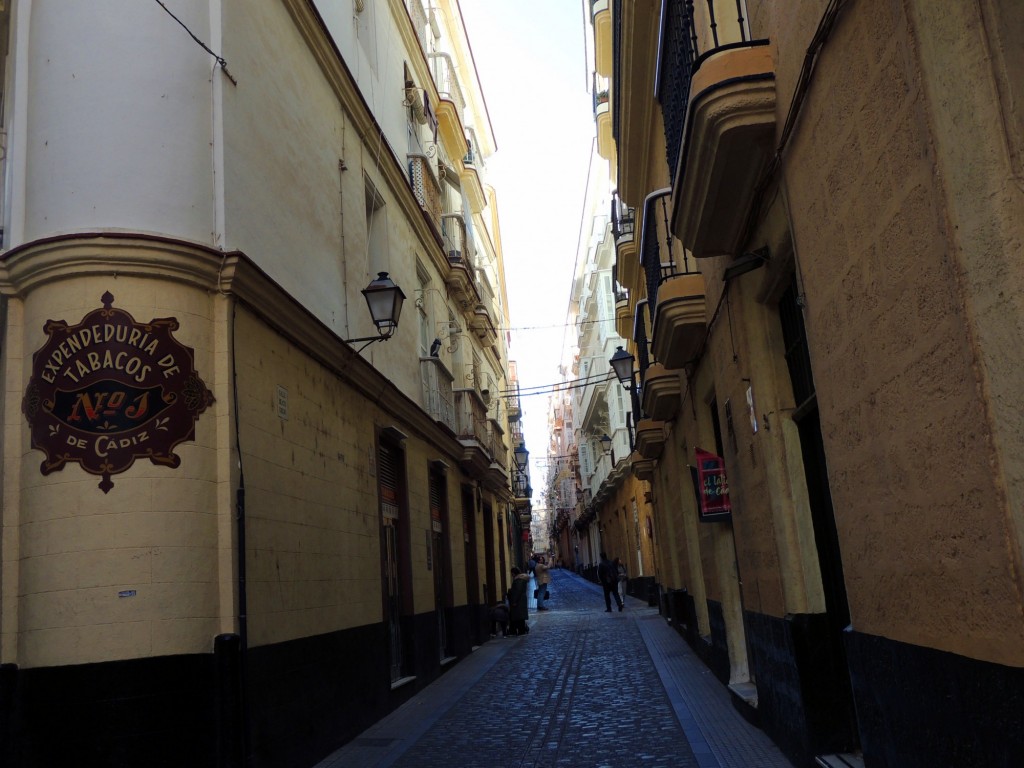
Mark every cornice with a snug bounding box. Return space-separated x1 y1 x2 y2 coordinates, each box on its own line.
0 233 471 468
0 232 224 296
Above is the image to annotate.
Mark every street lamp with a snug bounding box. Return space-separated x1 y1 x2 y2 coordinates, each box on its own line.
344 272 407 351
513 442 530 473
599 434 612 456
609 346 636 389
610 346 640 453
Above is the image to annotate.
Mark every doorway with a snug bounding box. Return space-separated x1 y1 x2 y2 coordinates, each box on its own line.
778 280 859 753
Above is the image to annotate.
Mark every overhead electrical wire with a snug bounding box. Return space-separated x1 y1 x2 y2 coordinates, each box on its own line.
153 0 236 84
497 316 616 333
501 370 615 397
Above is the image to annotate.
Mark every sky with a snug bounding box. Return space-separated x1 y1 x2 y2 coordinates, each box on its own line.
459 1 597 510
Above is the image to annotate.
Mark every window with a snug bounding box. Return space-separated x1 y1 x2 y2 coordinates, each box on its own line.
355 0 378 72
417 266 431 358
365 179 388 276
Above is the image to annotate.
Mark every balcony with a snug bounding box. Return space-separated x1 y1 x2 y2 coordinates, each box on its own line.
652 272 707 370
591 0 612 77
641 364 682 423
512 469 531 501
428 52 468 151
656 2 775 258
507 388 522 422
634 419 666 460
408 153 441 232
487 418 507 470
406 0 428 55
615 293 632 341
630 452 655 482
444 216 479 310
420 357 456 432
454 387 491 476
461 128 487 213
469 302 496 343
442 213 473 264
595 87 614 161
611 193 635 247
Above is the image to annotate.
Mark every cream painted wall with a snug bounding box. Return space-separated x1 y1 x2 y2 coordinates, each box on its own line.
777 0 1024 663
5 274 222 668
17 1 215 245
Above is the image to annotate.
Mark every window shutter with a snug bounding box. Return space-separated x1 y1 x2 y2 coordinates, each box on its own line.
379 443 400 519
429 472 444 532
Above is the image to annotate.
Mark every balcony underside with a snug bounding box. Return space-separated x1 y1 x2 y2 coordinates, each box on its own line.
596 102 615 161
615 298 632 342
593 2 612 77
652 273 707 370
642 364 682 422
460 166 486 213
459 441 492 478
469 304 497 343
671 46 776 259
446 260 477 310
435 100 467 160
630 452 655 481
634 419 665 460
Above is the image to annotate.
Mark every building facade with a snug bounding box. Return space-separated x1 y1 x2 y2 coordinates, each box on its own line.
0 1 528 766
591 1 1024 766
548 145 656 591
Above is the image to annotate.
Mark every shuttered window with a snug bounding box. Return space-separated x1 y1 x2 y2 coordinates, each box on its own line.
429 471 444 533
379 443 400 519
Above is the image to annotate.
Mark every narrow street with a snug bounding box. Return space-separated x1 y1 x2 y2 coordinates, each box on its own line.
317 569 795 768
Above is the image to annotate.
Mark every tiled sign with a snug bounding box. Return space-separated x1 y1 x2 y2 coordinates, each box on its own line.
22 292 214 492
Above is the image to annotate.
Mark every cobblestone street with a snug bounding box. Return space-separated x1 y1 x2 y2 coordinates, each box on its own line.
318 569 795 768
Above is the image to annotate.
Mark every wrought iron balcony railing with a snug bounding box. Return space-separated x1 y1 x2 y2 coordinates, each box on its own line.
409 154 441 230
611 192 635 244
428 52 466 120
640 189 697 312
441 212 473 265
420 358 456 431
658 0 759 188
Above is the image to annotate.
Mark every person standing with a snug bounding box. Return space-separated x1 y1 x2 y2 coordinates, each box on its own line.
598 552 624 612
534 556 551 611
615 557 628 605
507 566 531 635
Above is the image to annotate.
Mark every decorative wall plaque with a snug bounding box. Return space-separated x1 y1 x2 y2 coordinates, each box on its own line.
22 292 214 492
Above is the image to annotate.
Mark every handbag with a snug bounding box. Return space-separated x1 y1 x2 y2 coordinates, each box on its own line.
533 588 539 599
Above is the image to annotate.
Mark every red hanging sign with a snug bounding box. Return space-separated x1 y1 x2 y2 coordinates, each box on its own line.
694 447 732 522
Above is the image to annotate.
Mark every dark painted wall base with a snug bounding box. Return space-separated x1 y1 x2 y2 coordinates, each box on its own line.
1 653 216 768
248 604 484 768
1 605 492 768
744 611 856 767
704 599 732 685
655 595 1024 768
845 630 1024 768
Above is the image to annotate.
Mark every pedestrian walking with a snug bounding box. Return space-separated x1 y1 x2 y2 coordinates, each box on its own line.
598 552 624 612
507 566 531 635
615 557 628 604
534 556 551 610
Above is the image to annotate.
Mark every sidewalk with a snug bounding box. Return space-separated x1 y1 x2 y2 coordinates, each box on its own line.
315 569 794 768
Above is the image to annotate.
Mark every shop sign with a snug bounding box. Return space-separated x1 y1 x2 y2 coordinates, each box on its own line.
21 292 214 493
694 447 732 522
